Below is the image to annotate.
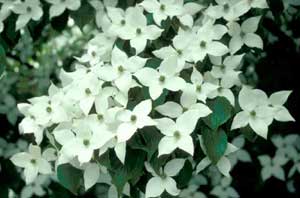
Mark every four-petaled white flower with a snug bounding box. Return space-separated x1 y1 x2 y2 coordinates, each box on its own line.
116 99 156 142
12 0 43 30
205 0 248 21
156 110 200 156
231 86 273 139
140 0 183 26
46 0 81 18
190 22 228 62
135 56 186 100
210 54 244 88
99 46 147 93
258 154 288 181
228 16 263 54
10 144 52 184
210 177 239 198
145 158 185 198
182 68 218 104
268 90 295 122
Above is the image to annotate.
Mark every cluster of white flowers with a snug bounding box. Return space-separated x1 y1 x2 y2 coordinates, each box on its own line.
259 134 300 182
9 0 295 197
0 0 81 32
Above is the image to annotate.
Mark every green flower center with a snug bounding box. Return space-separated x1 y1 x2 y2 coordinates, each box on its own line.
30 159 37 165
250 110 256 117
46 106 52 113
26 6 32 13
196 85 202 92
160 4 166 11
159 75 166 83
97 114 104 121
200 41 207 49
223 4 230 12
83 139 90 146
136 28 142 35
130 115 137 122
174 131 181 140
85 88 91 95
118 65 124 73
120 19 126 26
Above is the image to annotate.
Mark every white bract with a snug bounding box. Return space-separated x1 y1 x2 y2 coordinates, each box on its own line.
191 21 228 62
99 46 147 93
258 154 288 181
268 91 295 122
231 86 273 138
156 110 200 156
135 56 186 100
12 0 43 30
10 144 52 184
210 177 239 198
145 159 185 198
46 0 81 18
116 99 156 142
139 0 183 26
182 68 218 104
228 16 263 54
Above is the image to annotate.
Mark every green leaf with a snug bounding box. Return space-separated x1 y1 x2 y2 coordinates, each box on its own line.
51 10 69 32
70 2 95 29
203 97 233 130
175 160 193 188
57 164 83 195
202 127 228 164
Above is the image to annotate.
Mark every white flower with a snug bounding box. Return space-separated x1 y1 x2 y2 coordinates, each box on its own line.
236 0 268 14
153 31 194 71
20 175 51 198
268 90 295 122
191 22 228 62
99 46 147 93
12 0 43 30
89 0 118 29
0 0 17 21
205 0 248 21
139 0 184 25
116 99 156 142
271 134 298 159
46 0 81 18
210 177 239 198
83 163 101 190
231 86 273 139
18 103 46 145
180 184 207 198
10 144 52 184
135 56 186 100
155 98 211 119
66 71 104 115
228 16 263 54
210 54 244 88
204 71 236 106
54 121 111 164
156 110 200 156
258 154 288 181
75 45 105 66
87 32 117 62
196 136 239 177
228 136 252 167
178 2 204 28
145 159 185 198
108 7 163 53
182 68 218 104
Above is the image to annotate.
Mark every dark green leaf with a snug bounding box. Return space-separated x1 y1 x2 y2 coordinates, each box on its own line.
51 10 69 32
202 127 228 164
57 164 83 195
203 97 233 130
